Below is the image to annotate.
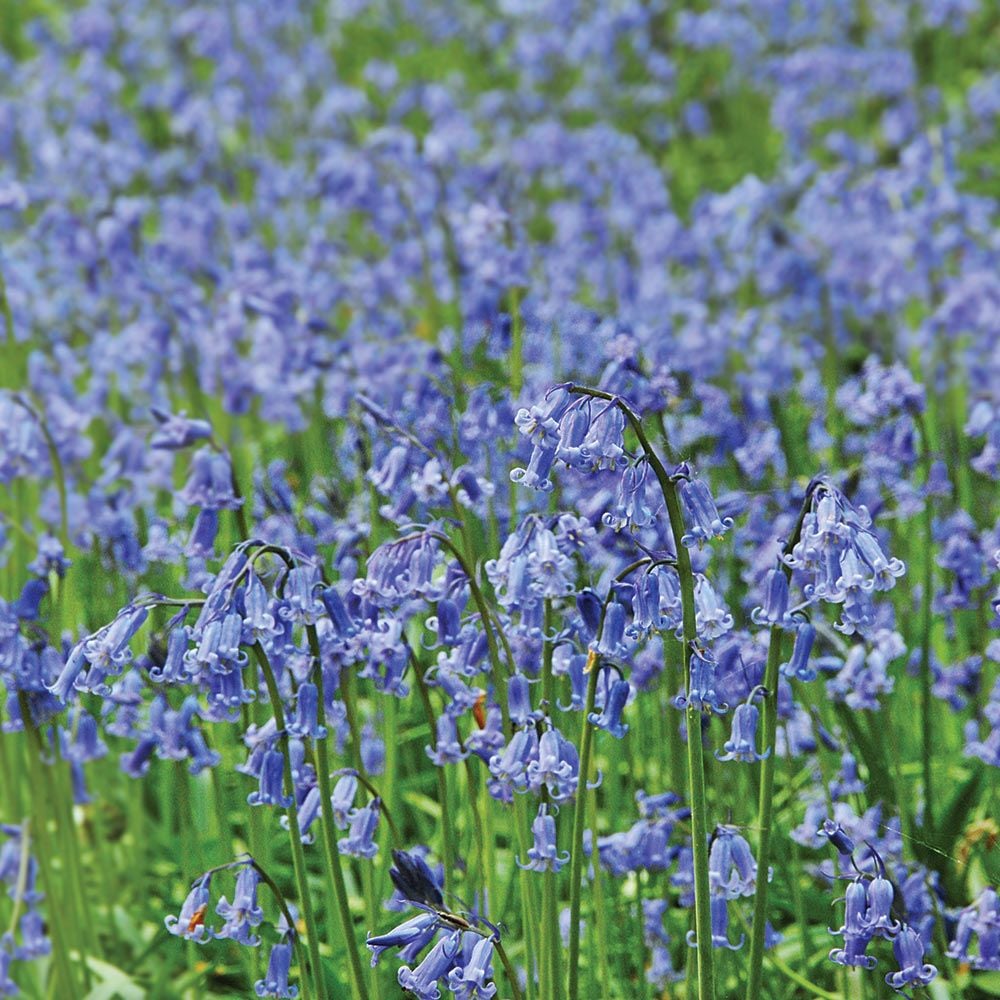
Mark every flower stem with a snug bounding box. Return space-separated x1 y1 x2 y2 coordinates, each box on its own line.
567 385 715 1000
253 644 327 1000
744 488 815 1000
915 414 935 836
306 626 370 1000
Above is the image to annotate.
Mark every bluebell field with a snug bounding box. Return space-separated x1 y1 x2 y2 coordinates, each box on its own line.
0 1 999 998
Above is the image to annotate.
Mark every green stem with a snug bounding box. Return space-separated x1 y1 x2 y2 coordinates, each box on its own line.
305 626 369 1000
409 648 457 884
915 414 935 835
21 708 81 997
745 489 815 1000
252 645 327 1000
568 386 715 1000
566 654 600 1000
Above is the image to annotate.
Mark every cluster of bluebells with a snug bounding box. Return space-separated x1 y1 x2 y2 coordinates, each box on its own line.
367 850 501 1000
165 859 298 998
821 823 939 991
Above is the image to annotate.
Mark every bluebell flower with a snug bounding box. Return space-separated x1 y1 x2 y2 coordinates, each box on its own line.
715 700 769 763
165 873 212 942
820 819 855 856
149 409 212 450
526 727 579 801
255 940 298 998
863 876 901 938
678 474 733 547
603 460 654 531
751 568 790 627
688 896 744 951
180 447 242 511
885 926 936 990
674 644 728 715
14 909 50 960
709 825 762 899
330 772 359 829
947 888 1000 969
185 509 219 558
148 620 191 684
361 722 385 775
339 798 380 860
517 804 569 873
488 728 537 798
594 601 629 659
389 849 444 909
588 678 630 739
828 879 876 970
426 713 467 765
464 706 505 763
830 752 865 799
215 865 264 947
368 911 439 967
781 622 817 682
397 930 462 999
287 683 325 740
247 749 293 808
12 579 47 621
694 576 734 639
447 932 497 999
507 674 541 726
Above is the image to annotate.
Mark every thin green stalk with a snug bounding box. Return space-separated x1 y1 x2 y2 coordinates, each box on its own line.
249 859 314 1000
567 386 714 999
252 644 327 1000
586 775 612 1000
540 600 561 1000
21 711 81 997
512 792 539 1000
745 490 815 1000
566 653 600 1000
409 649 457 883
305 626 369 1000
915 414 935 835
